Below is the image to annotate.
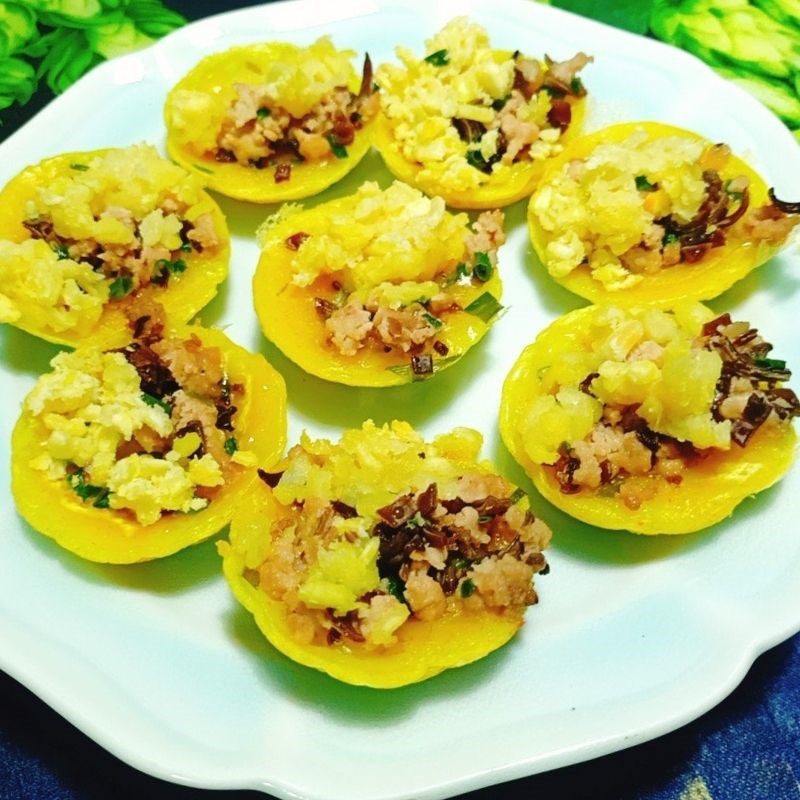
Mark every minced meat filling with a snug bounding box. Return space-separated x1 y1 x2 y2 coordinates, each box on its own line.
23 204 219 302
118 302 245 469
213 55 378 181
553 314 799 506
455 52 591 174
621 161 798 271
532 134 800 290
253 473 550 647
24 300 250 525
299 209 505 364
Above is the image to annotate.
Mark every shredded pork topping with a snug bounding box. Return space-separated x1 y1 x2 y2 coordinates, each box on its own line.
550 313 798 506
212 55 377 182
246 423 550 648
24 300 249 525
301 207 506 364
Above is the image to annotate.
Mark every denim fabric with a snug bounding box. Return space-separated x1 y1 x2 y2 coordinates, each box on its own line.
2 633 799 799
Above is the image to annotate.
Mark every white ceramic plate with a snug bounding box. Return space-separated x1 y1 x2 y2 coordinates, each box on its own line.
1 1 799 798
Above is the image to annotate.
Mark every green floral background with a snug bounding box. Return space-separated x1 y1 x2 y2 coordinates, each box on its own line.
1 0 798 139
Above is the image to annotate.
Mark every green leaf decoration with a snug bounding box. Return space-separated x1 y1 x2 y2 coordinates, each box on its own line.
551 0 655 34
0 56 36 107
86 18 153 58
0 2 38 57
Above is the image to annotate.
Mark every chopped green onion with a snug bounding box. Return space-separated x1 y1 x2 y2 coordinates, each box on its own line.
478 514 492 524
663 232 679 245
423 312 443 329
460 578 476 598
466 148 487 170
754 357 787 370
67 470 110 508
543 85 566 98
473 251 493 282
326 135 348 159
464 292 503 323
52 243 70 260
491 95 510 111
141 393 172 414
69 163 89 171
92 490 110 509
108 275 133 299
443 262 470 285
424 49 449 66
451 556 470 570
180 242 193 253
155 257 187 275
510 488 526 504
224 437 238 456
385 575 406 602
569 77 585 95
635 175 656 192
256 107 270 118
192 163 214 174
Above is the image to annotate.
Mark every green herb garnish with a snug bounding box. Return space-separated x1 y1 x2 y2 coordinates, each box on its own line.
180 242 193 253
108 275 133 299
141 393 172 414
69 163 89 171
424 49 449 66
569 77 585 95
466 148 487 170
67 470 110 508
52 243 70 260
224 437 238 456
464 292 503 323
473 251 493 282
423 312 443 329
256 107 270 118
478 514 492 524
385 575 406 602
192 163 214 174
510 488 526 504
444 262 470 286
663 232 679 245
635 175 656 192
155 257 187 275
491 95 510 111
326 135 348 159
754 357 787 370
460 578 476 598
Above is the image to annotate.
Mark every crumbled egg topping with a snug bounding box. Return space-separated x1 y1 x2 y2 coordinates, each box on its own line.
250 421 487 643
26 144 214 249
25 349 226 525
521 304 731 464
286 181 468 289
530 131 707 289
0 239 108 334
377 18 557 192
274 420 485 519
167 37 356 155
